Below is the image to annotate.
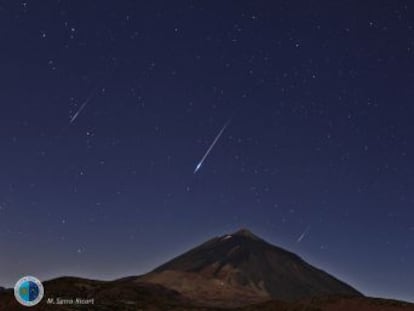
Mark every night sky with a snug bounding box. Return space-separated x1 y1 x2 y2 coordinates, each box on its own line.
0 0 413 303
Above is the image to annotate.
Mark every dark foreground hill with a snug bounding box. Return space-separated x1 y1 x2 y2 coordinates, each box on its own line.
1 279 413 311
1 229 413 310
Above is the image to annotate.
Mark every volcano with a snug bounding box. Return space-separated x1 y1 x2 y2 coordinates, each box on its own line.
2 229 413 311
137 228 362 307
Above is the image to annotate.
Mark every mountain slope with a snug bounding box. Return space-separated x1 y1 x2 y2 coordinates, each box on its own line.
138 229 362 306
1 229 413 310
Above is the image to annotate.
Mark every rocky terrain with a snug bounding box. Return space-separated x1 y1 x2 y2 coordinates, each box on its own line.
136 229 361 307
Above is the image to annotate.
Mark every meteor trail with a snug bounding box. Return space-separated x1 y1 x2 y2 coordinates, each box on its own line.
70 88 97 124
297 226 311 243
194 119 231 174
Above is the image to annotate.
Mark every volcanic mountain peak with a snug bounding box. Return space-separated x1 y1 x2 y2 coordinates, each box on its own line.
140 228 362 307
2 228 410 310
231 228 262 240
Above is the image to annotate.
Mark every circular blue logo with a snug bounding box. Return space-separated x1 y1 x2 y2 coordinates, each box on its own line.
14 276 44 307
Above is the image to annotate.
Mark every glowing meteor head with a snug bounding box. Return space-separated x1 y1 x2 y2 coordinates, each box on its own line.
194 162 202 174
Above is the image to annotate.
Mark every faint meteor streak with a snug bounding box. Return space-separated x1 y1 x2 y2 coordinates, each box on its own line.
70 88 97 124
297 226 311 243
194 119 231 174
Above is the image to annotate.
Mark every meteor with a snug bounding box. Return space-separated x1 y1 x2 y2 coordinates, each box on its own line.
297 226 311 243
194 119 231 174
70 89 97 124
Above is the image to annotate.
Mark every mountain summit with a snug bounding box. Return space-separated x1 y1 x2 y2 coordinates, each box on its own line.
231 228 262 240
139 229 362 307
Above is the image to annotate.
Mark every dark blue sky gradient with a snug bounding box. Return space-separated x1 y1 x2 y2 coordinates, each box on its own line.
0 0 413 302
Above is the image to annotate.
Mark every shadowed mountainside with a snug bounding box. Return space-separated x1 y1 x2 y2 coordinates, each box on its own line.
136 229 361 307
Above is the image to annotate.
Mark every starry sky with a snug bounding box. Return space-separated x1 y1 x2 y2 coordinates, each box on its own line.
0 0 413 303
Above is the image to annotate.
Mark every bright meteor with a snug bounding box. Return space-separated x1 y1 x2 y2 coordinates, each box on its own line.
194 119 231 174
70 88 97 124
